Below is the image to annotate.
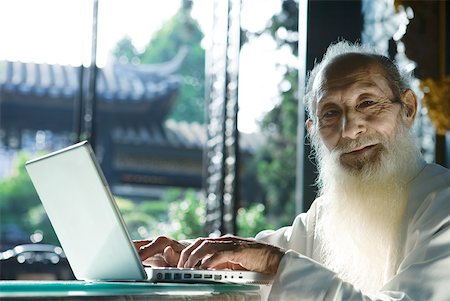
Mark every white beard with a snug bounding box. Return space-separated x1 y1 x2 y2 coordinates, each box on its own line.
313 121 421 293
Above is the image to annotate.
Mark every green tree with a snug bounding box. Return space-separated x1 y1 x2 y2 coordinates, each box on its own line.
112 36 139 64
112 0 205 123
253 0 299 227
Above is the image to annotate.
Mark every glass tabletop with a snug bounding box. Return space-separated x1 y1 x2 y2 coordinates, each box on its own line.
0 280 262 299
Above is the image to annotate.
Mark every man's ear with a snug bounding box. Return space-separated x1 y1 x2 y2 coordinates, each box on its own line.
306 118 314 135
400 89 417 128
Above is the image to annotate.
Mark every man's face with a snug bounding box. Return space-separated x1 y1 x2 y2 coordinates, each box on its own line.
310 56 406 172
311 54 421 294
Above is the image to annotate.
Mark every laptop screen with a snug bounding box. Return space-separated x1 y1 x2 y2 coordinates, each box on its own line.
25 141 147 281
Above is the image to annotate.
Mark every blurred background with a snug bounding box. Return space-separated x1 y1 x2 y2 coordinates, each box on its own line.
0 0 449 280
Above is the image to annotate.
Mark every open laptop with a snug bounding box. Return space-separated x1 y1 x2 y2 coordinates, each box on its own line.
25 141 271 284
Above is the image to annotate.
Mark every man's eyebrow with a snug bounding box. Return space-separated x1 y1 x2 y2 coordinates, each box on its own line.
316 88 390 112
317 96 332 105
318 81 386 101
316 97 337 112
356 93 390 101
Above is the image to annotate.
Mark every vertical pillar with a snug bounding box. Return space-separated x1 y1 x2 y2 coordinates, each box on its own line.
78 0 99 149
295 0 308 215
204 0 241 236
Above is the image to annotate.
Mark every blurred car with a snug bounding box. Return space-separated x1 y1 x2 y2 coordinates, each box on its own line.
0 243 75 280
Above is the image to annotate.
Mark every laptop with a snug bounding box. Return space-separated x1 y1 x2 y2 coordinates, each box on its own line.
25 141 271 284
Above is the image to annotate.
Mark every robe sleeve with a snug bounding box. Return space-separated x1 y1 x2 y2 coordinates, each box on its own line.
255 198 321 257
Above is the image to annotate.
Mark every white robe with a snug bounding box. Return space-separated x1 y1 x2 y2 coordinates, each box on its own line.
256 163 450 300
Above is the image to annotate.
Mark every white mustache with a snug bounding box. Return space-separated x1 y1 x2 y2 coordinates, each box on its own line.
333 135 383 154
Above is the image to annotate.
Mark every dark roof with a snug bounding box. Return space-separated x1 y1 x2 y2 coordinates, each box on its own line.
0 47 189 103
111 120 264 153
0 60 181 103
0 47 264 154
0 50 188 126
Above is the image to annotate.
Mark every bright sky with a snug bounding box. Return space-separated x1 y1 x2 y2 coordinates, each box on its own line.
0 0 292 133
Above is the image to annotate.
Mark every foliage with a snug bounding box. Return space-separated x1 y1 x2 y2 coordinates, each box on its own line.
115 189 206 241
167 190 206 240
236 203 272 238
112 0 205 124
252 0 300 227
256 71 298 226
268 0 299 54
115 188 270 241
115 197 160 240
112 36 139 64
0 151 59 245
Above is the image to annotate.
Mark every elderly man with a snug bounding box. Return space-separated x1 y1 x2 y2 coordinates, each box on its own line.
135 41 450 300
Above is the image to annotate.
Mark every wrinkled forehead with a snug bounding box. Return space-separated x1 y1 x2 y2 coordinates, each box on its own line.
312 53 390 97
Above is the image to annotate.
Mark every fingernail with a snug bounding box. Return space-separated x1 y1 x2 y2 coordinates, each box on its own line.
184 260 193 268
177 260 183 268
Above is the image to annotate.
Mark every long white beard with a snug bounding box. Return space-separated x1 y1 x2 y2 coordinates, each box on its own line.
314 121 421 293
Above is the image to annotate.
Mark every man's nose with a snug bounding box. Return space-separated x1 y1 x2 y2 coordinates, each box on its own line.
341 111 366 139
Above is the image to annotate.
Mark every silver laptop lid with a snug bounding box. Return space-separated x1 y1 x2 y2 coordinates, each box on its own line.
25 141 146 281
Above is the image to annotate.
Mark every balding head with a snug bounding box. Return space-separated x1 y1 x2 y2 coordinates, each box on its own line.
305 42 411 124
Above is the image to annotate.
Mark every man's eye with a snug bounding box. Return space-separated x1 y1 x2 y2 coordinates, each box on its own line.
322 110 339 119
357 100 377 109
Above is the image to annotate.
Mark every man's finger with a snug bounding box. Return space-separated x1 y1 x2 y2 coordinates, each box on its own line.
163 246 180 267
143 254 170 267
212 235 255 243
178 238 207 268
170 241 189 253
139 236 177 261
184 241 236 268
133 239 151 251
177 236 257 268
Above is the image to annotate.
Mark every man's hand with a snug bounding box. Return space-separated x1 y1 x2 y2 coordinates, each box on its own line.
178 236 285 277
134 235 286 277
133 236 189 267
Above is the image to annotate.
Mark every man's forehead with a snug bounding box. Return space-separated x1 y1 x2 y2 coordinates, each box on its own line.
316 53 377 86
324 53 376 76
312 53 393 101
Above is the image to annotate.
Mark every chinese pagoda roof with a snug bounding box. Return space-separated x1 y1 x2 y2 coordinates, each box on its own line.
0 60 181 102
111 120 264 153
0 49 263 154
